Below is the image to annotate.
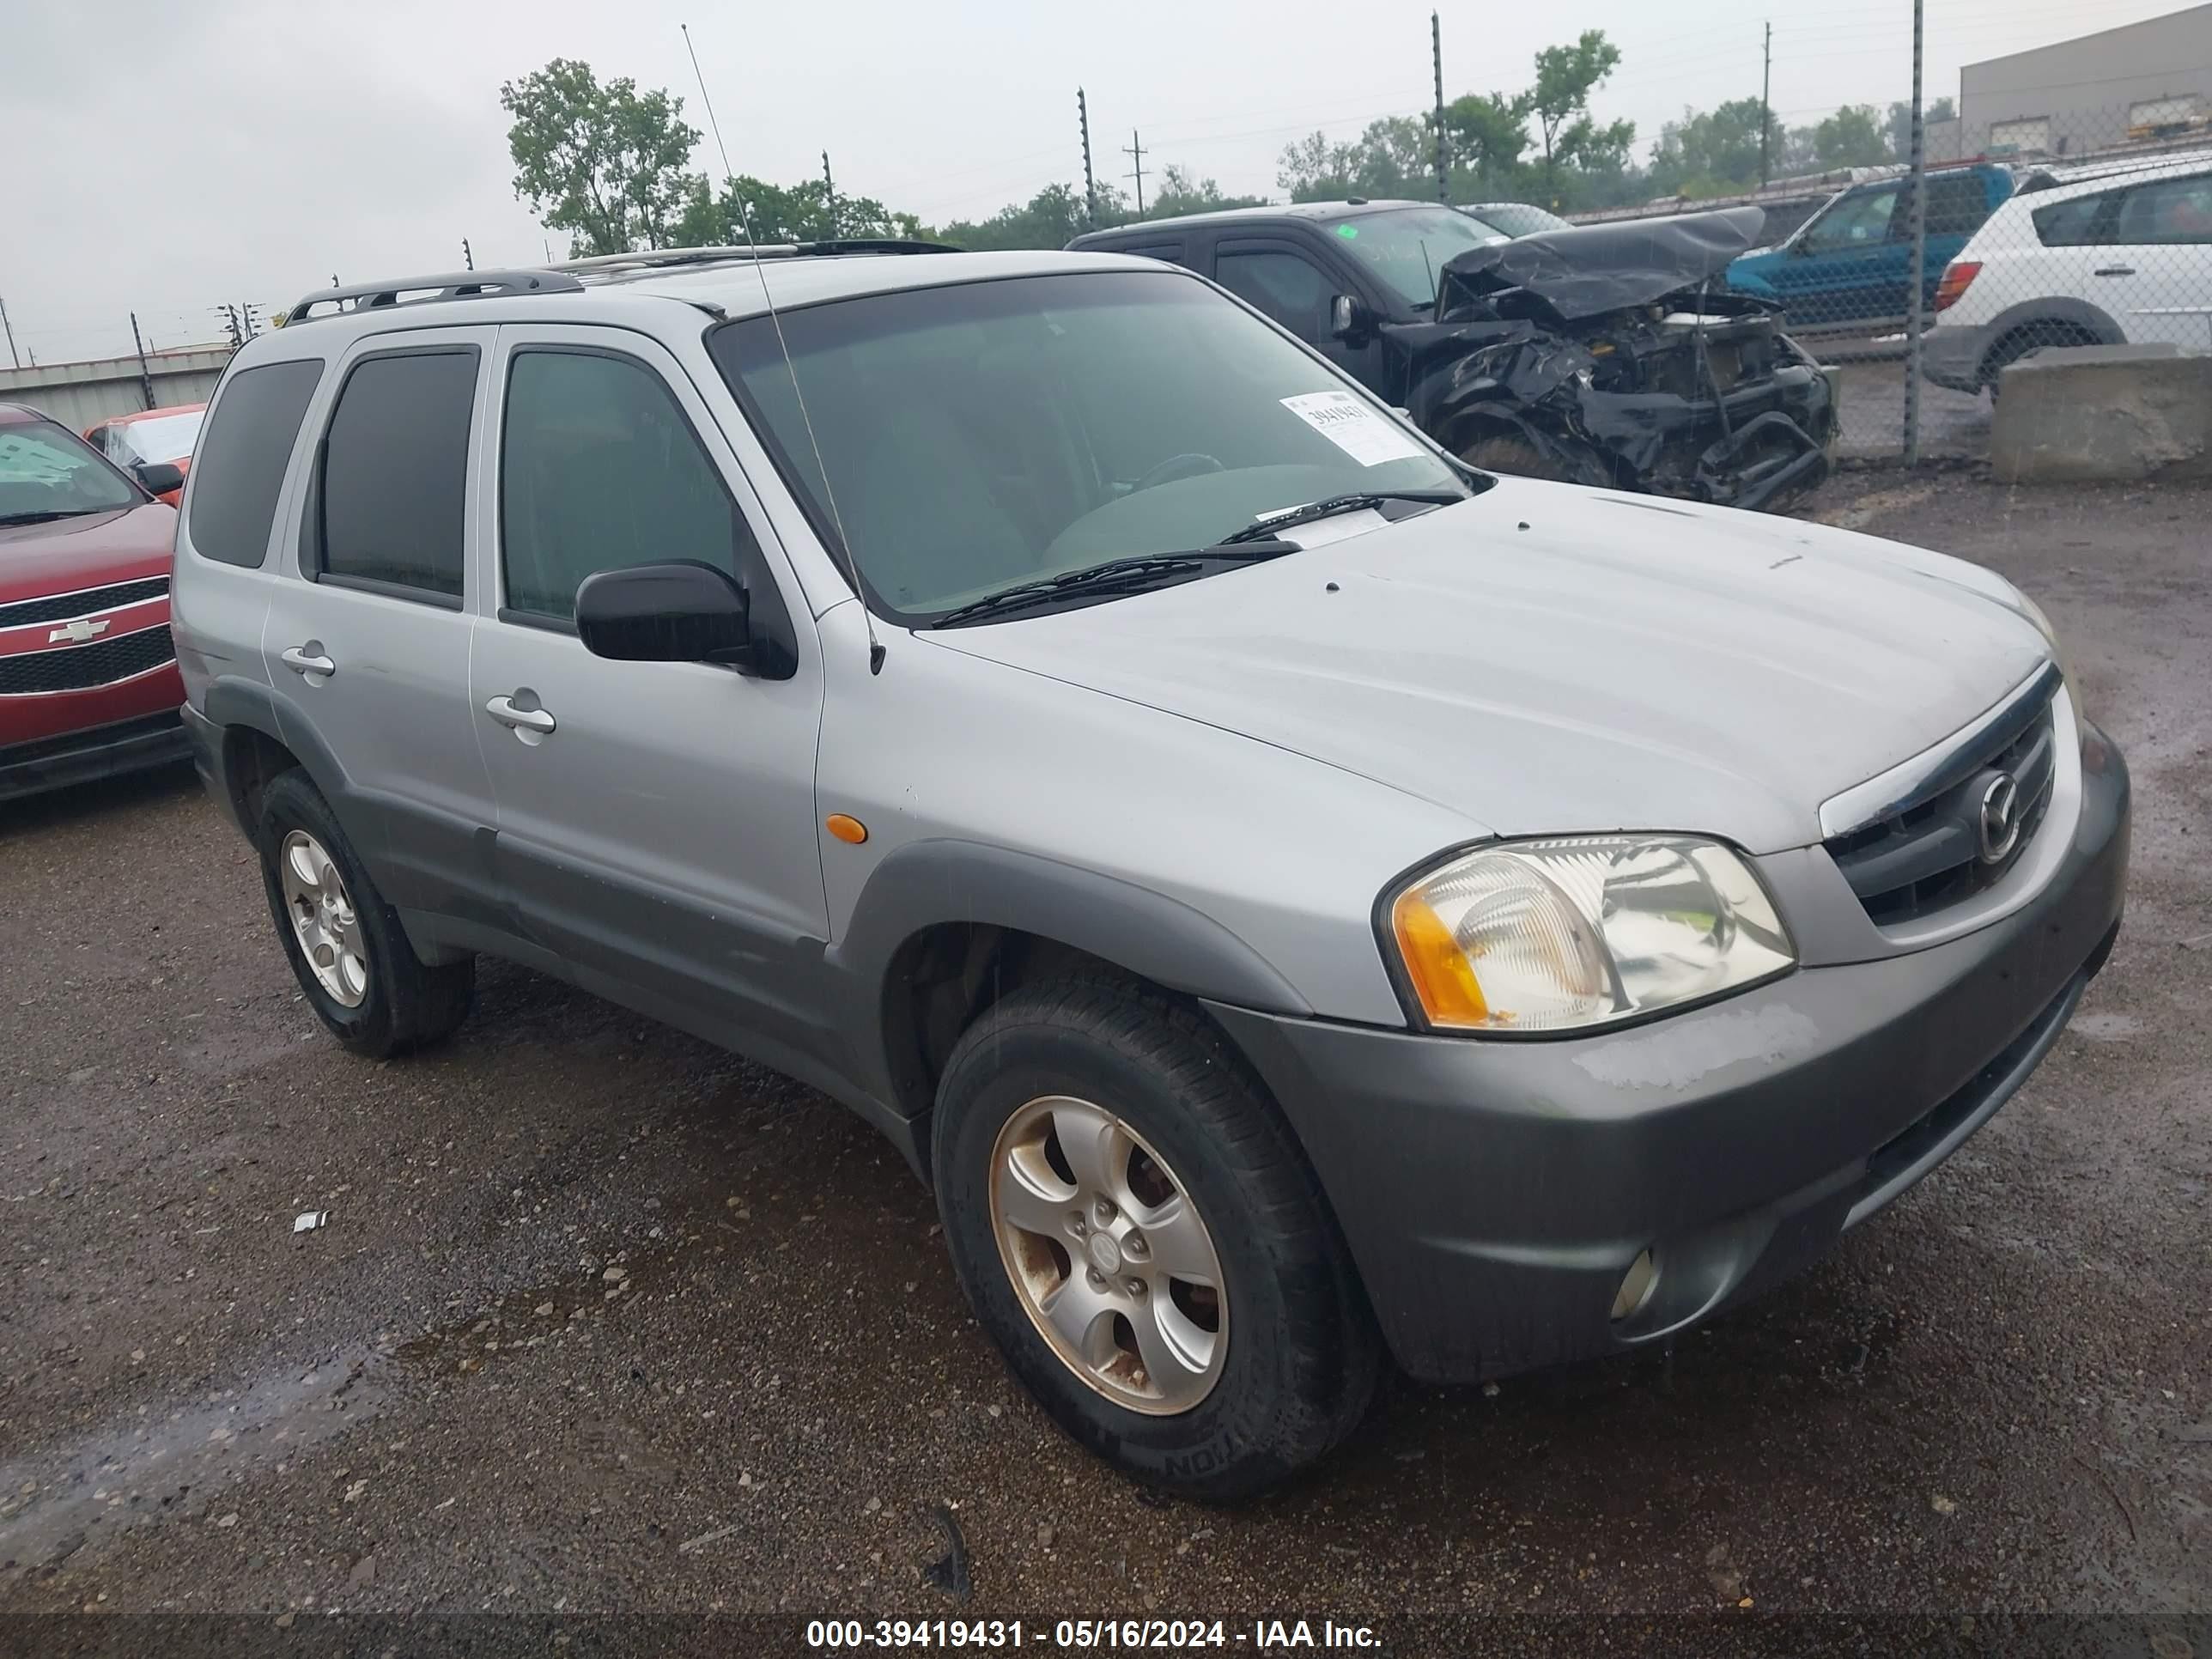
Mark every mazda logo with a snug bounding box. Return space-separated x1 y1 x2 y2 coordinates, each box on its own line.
1978 772 2022 864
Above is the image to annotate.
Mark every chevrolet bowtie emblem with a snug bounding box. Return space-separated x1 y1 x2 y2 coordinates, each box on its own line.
48 617 111 645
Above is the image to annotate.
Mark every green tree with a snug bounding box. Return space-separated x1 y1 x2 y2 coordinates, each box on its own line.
501 59 702 256
1146 165 1267 219
677 174 926 246
1277 117 1437 203
1647 98 1784 197
939 182 1097 252
1812 104 1891 167
1442 92 1534 196
1528 30 1633 202
1886 95 1956 161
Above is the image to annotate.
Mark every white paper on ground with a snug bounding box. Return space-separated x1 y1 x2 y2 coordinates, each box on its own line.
1279 391 1426 466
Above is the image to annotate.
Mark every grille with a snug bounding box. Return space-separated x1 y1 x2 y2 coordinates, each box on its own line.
0 576 168 630
0 626 175 696
1826 680 2059 927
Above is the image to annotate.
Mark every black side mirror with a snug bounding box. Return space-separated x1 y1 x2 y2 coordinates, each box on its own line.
135 461 185 496
575 562 755 668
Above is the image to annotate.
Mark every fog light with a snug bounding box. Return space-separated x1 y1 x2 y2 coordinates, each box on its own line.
1611 1249 1657 1322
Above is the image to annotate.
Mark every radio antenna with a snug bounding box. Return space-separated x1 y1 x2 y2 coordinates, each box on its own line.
682 22 884 675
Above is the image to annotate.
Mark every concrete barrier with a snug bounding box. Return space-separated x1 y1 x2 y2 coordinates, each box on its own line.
1989 342 2212 483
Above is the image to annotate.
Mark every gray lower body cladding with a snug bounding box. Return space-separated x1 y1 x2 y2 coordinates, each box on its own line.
1209 732 2130 1385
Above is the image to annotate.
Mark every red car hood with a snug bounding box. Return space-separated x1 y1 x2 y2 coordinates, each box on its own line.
0 503 177 602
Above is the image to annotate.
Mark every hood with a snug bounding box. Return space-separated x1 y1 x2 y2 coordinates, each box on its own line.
926 479 2049 854
0 503 176 603
1438 206 1767 323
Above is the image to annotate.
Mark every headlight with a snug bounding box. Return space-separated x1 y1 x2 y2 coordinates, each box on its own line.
2012 591 2086 720
1387 836 1796 1034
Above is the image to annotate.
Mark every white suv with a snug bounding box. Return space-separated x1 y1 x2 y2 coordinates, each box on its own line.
1924 154 2212 393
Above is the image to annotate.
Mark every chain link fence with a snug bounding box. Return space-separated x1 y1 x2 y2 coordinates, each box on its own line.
1713 108 2212 463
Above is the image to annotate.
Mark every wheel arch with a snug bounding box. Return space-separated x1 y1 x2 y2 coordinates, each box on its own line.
1974 296 2125 383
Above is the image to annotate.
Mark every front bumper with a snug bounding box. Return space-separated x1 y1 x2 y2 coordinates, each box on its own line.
1921 321 1991 392
0 707 190 803
1209 731 2130 1383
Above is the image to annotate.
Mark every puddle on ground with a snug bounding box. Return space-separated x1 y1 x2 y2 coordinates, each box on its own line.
0 1346 386 1574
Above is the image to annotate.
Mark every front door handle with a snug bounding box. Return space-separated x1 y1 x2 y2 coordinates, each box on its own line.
485 694 557 738
280 645 336 678
2094 265 2136 277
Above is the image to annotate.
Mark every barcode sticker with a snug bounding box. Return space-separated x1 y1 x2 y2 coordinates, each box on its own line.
1279 392 1425 466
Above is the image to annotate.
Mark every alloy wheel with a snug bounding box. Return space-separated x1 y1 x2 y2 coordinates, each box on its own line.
988 1094 1228 1415
279 830 368 1007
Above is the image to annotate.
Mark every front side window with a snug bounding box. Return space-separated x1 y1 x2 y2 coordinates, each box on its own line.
1801 188 1900 253
712 270 1468 622
186 359 324 568
500 349 762 623
318 349 476 599
0 419 139 526
2116 173 2212 245
1215 250 1332 341
1317 207 1503 309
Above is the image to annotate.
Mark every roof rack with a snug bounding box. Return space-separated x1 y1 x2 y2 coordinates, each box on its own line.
552 240 957 275
283 270 582 326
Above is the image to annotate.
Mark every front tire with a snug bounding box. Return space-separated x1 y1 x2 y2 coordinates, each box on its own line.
256 770 473 1059
932 978 1378 1501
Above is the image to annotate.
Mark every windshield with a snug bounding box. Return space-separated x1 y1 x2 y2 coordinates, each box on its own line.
1317 206 1507 310
1461 202 1571 238
711 270 1465 623
118 409 205 465
0 419 139 524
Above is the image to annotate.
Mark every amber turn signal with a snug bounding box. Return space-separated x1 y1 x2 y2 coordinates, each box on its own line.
825 813 868 845
1390 892 1489 1025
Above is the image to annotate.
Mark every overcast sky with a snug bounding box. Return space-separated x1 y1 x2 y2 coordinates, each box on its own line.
2 0 2194 364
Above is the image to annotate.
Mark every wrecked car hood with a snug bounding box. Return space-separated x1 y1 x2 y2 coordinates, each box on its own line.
926 478 2049 854
1436 206 1767 322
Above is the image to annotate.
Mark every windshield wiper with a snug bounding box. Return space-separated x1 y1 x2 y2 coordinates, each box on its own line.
1216 489 1466 546
928 544 1297 629
0 508 106 526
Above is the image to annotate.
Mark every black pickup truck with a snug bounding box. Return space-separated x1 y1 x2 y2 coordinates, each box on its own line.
1069 199 1838 512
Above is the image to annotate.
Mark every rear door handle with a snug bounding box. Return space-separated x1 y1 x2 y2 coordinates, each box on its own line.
2094 265 2136 276
280 645 336 678
485 694 556 736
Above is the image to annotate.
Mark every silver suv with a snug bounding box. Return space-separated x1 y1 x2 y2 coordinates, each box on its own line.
172 245 2129 1498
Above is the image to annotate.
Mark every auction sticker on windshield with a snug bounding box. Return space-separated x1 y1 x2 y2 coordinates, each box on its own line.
1279 391 1425 467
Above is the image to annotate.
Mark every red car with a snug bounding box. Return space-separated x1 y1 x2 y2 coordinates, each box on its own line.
83 403 206 506
1 403 190 801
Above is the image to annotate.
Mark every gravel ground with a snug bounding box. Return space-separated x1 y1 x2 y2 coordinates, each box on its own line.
2 471 2207 1655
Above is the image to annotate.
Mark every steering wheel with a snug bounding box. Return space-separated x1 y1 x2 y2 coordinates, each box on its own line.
1130 453 1225 494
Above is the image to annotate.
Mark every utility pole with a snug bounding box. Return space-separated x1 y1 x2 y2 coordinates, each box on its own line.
130 313 156 410
242 303 263 340
822 150 837 236
1903 0 1928 465
1122 129 1147 216
1759 22 1773 186
0 294 17 369
1431 11 1450 204
217 305 242 350
1078 88 1098 228
461 238 474 270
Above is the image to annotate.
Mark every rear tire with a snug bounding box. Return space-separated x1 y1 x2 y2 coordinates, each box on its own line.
256 770 473 1059
932 977 1379 1502
1459 433 1574 482
1981 322 2099 397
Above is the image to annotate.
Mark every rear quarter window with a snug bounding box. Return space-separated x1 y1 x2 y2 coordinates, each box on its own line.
2033 193 2109 247
183 359 325 568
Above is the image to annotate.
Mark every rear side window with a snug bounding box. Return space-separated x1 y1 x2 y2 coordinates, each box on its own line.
317 349 477 601
184 359 323 568
2033 193 2108 247
499 348 760 623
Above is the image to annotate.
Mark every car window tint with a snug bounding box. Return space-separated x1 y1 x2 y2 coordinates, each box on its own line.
1803 188 1900 252
2115 173 2212 245
499 349 757 623
2033 193 2108 247
1925 174 1990 236
1215 251 1330 341
319 350 476 598
185 360 325 567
